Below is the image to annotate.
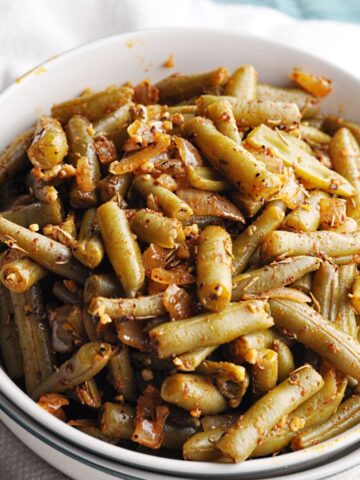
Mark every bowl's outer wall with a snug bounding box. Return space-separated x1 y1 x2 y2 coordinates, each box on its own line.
1 28 360 479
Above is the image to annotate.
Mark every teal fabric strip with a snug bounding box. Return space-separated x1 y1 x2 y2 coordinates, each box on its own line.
212 0 360 23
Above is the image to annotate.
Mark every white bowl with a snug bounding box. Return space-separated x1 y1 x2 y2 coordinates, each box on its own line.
1 27 360 480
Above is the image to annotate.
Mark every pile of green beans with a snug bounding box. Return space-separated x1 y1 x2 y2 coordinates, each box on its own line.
1 64 360 463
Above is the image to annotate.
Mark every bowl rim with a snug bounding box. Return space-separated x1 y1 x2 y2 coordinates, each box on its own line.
1 26 360 477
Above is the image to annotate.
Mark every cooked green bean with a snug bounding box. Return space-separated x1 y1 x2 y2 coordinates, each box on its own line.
216 365 324 462
108 346 136 402
161 373 228 414
224 65 257 100
173 346 218 372
130 209 185 248
0 285 23 378
229 328 282 363
232 203 285 275
186 166 232 192
256 84 320 118
292 394 360 450
335 264 358 337
52 280 81 304
89 293 166 320
206 101 242 143
183 428 228 462
67 115 100 208
72 208 104 269
27 117 68 170
262 230 360 261
197 97 301 127
252 348 278 396
97 201 144 297
0 257 46 293
83 273 122 304
252 366 346 457
197 226 232 312
150 300 273 358
93 103 132 135
184 117 282 201
75 378 102 409
27 173 58 204
270 299 360 380
52 86 133 124
231 191 264 218
156 67 229 103
300 125 331 146
133 174 193 220
246 124 355 197
323 116 360 144
0 216 88 283
330 128 360 222
11 285 55 395
0 128 34 186
232 256 320 301
273 339 295 382
100 402 135 441
290 272 313 293
282 190 329 232
2 198 63 228
32 342 112 400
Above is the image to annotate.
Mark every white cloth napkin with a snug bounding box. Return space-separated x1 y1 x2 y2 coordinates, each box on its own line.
1 0 360 478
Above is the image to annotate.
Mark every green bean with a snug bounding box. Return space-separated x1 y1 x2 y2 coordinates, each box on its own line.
282 190 329 232
93 103 132 135
246 124 355 197
52 86 133 124
183 428 228 462
185 117 282 201
0 216 88 283
27 172 58 204
335 264 358 337
100 402 135 441
252 366 346 457
256 84 320 118
232 256 320 301
186 166 232 192
97 201 144 298
323 116 360 144
292 394 360 450
291 272 313 293
11 285 55 395
351 276 360 315
32 342 112 400
133 174 193 220
0 128 34 186
232 203 285 275
72 208 104 269
197 97 301 127
67 115 100 208
270 299 360 380
0 257 46 293
89 293 166 320
150 300 273 358
83 273 122 304
224 65 257 100
273 339 295 382
27 117 68 169
75 378 102 409
312 261 339 322
156 67 229 103
252 348 278 396
130 209 185 248
163 424 197 450
330 128 360 222
262 230 360 261
161 373 227 414
229 329 281 363
49 304 87 353
108 346 136 402
197 360 249 407
2 198 63 228
206 101 242 143
197 226 232 312
0 285 23 378
52 280 81 304
231 191 264 218
216 365 324 462
97 173 132 203
299 125 331 147
173 346 218 372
